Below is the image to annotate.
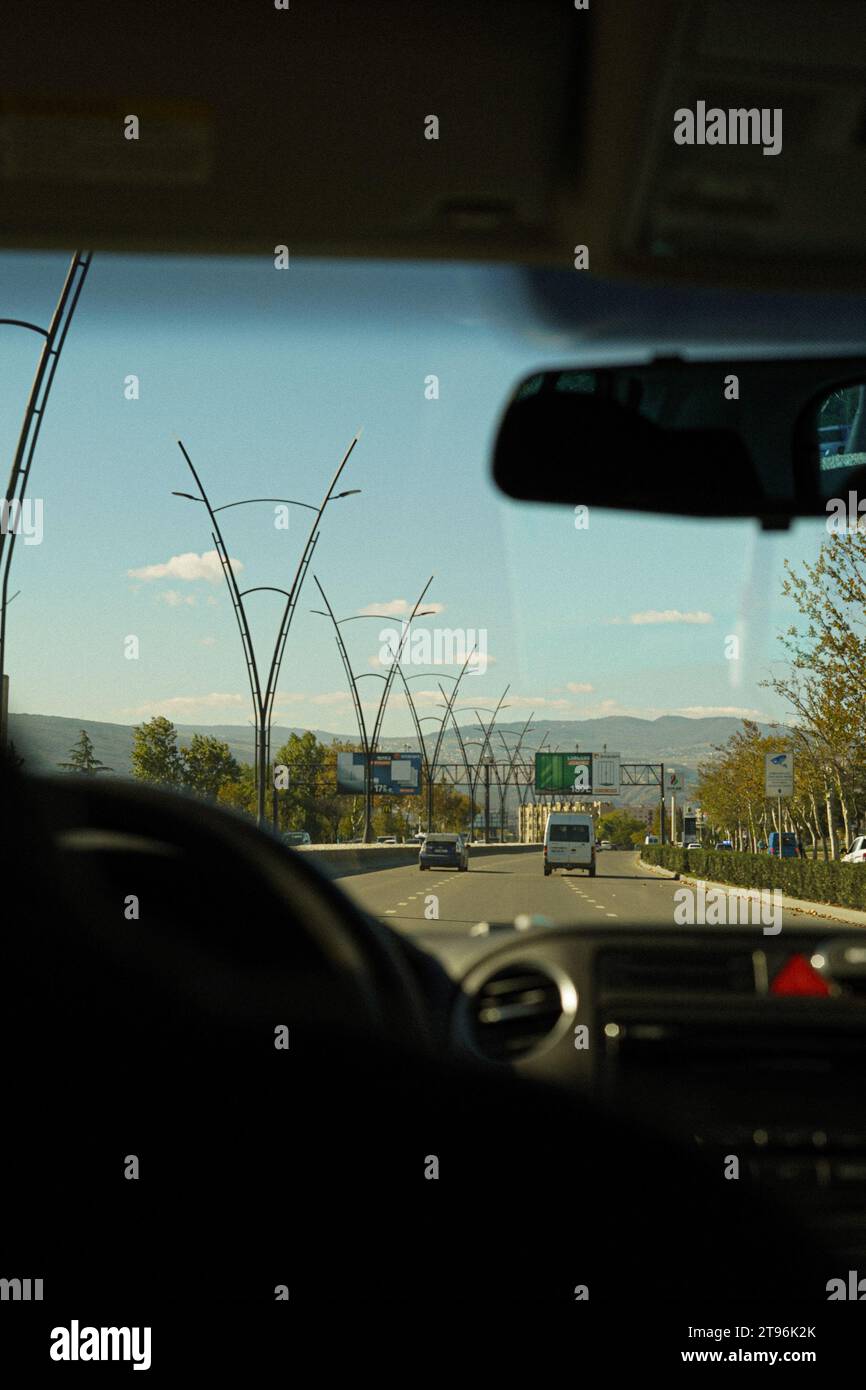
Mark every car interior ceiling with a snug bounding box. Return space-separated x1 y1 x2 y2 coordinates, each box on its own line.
5 0 866 1350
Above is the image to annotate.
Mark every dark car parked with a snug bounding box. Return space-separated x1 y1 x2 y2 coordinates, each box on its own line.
419 833 469 871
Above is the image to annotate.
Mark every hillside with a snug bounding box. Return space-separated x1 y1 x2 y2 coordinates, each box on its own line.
9 711 783 805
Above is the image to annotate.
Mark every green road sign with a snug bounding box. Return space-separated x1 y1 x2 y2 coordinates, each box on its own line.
534 751 592 793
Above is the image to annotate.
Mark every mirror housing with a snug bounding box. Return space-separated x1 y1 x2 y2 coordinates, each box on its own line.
492 356 866 530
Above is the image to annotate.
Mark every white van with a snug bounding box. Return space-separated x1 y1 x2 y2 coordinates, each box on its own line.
543 811 596 876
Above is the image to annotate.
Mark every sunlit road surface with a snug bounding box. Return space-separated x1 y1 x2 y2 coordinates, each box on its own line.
338 848 853 940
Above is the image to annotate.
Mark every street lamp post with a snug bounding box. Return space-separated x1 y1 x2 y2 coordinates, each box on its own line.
310 582 435 842
0 251 92 749
173 432 362 826
397 648 478 834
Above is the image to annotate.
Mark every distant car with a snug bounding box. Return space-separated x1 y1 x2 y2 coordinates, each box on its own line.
685 841 701 850
419 833 468 871
714 840 733 850
600 840 613 851
842 835 866 864
410 831 426 843
377 835 398 844
281 830 311 847
644 834 659 846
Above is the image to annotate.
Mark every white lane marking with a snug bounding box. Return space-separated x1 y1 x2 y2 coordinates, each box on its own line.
606 912 617 917
384 910 397 915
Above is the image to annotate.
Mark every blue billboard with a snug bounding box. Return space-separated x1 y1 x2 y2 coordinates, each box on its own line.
336 751 422 795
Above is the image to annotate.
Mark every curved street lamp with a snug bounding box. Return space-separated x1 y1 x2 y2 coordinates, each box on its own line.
172 431 362 825
0 251 92 748
310 581 434 841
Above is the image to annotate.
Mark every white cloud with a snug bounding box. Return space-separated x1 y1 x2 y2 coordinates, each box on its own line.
510 695 576 710
272 691 352 708
677 705 764 719
122 693 245 717
199 636 217 646
158 589 197 608
566 681 594 693
128 550 242 584
357 598 445 618
609 609 713 626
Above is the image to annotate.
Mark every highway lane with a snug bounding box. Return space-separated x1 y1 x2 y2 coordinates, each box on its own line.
339 848 691 935
338 847 856 940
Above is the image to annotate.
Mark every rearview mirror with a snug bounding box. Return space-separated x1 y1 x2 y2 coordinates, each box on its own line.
492 357 866 530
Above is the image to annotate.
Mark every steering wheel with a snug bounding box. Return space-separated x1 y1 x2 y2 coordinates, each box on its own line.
25 772 434 1051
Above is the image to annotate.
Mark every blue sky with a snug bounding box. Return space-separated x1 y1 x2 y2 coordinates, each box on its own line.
0 252 854 735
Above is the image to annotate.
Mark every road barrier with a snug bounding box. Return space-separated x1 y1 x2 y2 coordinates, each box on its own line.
641 844 866 911
297 842 539 879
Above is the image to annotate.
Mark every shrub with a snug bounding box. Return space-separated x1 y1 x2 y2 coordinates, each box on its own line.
641 845 866 910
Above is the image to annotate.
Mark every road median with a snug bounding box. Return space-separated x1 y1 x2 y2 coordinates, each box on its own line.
298 841 539 879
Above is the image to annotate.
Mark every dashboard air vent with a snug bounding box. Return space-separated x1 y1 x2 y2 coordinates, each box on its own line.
468 964 565 1061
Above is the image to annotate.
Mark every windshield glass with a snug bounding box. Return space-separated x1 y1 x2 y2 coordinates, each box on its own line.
3 253 861 938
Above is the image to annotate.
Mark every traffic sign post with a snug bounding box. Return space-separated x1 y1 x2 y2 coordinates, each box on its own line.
765 752 794 837
765 751 794 798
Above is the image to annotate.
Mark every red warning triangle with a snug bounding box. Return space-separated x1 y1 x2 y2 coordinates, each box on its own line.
770 953 831 997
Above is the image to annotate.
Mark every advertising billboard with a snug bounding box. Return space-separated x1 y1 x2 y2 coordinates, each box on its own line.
534 751 621 796
534 752 592 794
336 751 422 795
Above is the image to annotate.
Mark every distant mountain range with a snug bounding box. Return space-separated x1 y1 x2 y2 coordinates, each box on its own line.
9 712 783 805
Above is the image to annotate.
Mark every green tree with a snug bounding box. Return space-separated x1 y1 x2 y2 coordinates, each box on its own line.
272 730 330 837
131 716 184 788
182 733 240 800
217 762 257 818
58 729 113 775
597 809 645 846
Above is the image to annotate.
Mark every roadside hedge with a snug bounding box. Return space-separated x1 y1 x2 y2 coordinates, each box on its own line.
640 845 866 912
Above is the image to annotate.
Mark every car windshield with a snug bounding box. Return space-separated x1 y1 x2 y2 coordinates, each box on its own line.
4 254 863 942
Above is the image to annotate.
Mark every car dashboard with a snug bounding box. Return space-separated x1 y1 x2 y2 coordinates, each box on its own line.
406 919 866 1271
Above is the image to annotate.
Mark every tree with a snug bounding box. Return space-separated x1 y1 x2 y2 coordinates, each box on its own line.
130 716 184 788
182 733 240 800
272 730 330 837
760 525 866 857
217 762 257 818
58 729 113 775
596 809 646 846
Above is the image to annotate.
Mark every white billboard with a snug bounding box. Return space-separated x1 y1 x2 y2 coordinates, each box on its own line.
592 753 620 797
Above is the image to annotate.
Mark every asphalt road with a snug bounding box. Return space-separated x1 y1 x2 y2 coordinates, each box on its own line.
340 848 685 935
339 847 853 940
